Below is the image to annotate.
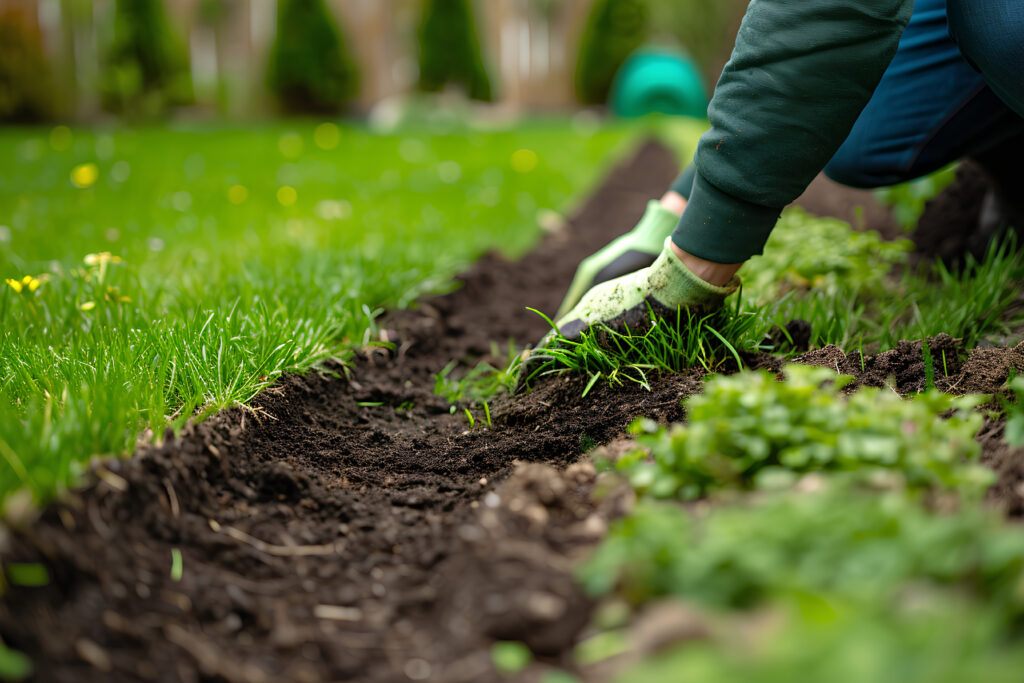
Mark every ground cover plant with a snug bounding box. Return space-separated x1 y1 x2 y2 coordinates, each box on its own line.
609 365 991 499
567 362 1024 681
0 120 639 506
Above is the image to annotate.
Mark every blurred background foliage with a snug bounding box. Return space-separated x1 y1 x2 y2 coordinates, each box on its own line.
0 9 57 121
99 0 193 116
267 0 359 113
417 0 493 101
0 0 750 123
575 0 648 105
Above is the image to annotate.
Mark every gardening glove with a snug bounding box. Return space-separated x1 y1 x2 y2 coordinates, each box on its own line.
517 238 739 391
551 237 739 343
556 200 681 320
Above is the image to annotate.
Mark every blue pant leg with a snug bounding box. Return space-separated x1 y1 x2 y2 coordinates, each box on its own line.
948 0 1024 118
824 0 1024 189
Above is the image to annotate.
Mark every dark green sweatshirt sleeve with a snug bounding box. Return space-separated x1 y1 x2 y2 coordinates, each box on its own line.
672 0 914 263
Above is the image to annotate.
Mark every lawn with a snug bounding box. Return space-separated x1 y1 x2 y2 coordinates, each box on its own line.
0 119 647 507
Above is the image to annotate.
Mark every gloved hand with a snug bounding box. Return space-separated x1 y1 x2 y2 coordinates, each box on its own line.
556 200 682 320
518 237 739 390
553 237 739 342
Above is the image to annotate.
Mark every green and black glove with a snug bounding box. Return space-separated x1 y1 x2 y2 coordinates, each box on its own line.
556 200 682 320
553 237 739 342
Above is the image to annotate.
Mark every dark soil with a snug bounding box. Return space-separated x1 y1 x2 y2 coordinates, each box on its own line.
3 141 1024 683
911 160 992 265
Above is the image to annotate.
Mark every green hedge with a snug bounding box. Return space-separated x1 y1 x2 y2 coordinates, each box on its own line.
100 0 193 116
268 0 359 113
575 0 648 105
417 0 493 101
0 14 56 122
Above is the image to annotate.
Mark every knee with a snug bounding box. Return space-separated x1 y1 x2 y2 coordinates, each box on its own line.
947 1 1024 80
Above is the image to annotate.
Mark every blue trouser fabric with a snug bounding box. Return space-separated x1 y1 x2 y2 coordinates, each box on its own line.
825 0 1024 188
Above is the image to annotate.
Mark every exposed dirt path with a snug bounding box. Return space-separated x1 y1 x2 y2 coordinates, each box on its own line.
3 141 1024 683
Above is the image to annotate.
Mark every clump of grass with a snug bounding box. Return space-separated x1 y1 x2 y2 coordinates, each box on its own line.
519 298 766 395
748 213 1024 353
434 342 520 408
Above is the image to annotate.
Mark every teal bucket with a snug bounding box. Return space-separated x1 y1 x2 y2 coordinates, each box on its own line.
610 48 708 118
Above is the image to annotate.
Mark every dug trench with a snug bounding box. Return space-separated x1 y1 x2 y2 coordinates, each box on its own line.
3 141 1024 683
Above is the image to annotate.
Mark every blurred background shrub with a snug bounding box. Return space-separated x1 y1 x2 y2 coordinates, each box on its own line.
417 0 493 101
0 8 57 122
268 0 359 113
575 0 648 105
99 0 194 116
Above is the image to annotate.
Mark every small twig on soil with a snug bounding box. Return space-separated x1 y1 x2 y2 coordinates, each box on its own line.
218 525 338 557
162 478 180 518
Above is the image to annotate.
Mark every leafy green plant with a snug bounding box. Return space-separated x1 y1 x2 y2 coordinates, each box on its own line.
580 487 1024 610
738 208 911 307
492 641 532 674
100 0 193 116
876 164 958 231
1001 377 1024 447
611 365 989 499
417 0 493 101
575 0 648 105
267 0 360 113
620 593 1024 683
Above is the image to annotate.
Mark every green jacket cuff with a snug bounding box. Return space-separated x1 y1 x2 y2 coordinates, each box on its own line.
671 173 781 263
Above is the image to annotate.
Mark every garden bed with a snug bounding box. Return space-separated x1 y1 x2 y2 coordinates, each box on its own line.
2 142 1023 682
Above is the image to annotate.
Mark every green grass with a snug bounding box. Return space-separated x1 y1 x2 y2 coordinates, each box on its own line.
0 120 644 506
518 298 764 395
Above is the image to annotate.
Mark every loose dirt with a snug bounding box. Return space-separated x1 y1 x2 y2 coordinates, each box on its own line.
2 141 1022 683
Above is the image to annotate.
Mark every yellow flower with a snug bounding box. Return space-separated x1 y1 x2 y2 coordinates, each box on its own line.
5 276 41 293
84 252 122 266
80 301 96 311
71 163 99 189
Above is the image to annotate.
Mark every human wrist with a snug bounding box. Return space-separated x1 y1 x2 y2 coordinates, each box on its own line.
669 240 744 287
